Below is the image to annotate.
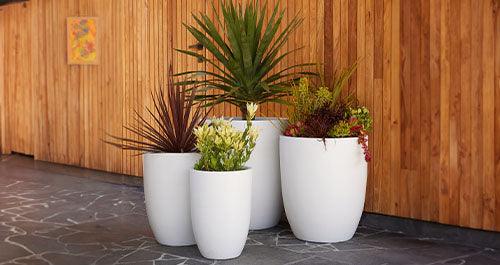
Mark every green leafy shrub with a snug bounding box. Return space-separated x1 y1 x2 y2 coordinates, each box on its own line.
328 107 372 138
194 103 259 171
349 107 372 132
175 0 315 118
288 78 330 124
328 120 351 138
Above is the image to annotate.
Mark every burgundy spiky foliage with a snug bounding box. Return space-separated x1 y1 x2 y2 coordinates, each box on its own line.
105 66 210 153
301 104 348 138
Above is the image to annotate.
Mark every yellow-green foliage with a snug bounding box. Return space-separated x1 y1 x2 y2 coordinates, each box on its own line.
328 107 373 138
289 78 335 124
288 78 314 123
315 87 333 109
350 107 372 131
328 120 351 138
285 63 363 138
194 104 259 171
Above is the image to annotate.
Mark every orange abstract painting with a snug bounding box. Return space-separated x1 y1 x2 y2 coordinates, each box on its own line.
67 17 98 65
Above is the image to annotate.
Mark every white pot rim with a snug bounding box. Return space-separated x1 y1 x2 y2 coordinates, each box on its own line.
191 168 251 174
279 135 359 141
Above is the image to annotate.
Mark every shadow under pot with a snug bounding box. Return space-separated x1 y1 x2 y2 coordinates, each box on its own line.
279 136 368 243
190 168 252 260
143 153 199 246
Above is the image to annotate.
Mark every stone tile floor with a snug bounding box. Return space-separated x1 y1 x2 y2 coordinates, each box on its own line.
0 155 499 265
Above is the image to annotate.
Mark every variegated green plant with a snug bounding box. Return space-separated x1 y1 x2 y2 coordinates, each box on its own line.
175 0 315 118
194 103 259 171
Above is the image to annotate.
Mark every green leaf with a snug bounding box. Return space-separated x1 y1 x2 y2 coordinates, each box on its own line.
175 0 314 111
267 98 291 105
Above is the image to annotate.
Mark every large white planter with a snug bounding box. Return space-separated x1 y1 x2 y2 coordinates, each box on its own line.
279 136 367 243
190 169 252 260
231 118 282 230
143 153 199 246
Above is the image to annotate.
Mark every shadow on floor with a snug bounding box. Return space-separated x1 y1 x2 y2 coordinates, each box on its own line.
0 154 498 265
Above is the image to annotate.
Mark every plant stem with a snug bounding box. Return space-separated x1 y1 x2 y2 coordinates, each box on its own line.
239 104 248 120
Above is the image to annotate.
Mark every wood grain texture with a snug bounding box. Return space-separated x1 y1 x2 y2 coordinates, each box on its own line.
0 0 323 172
322 0 500 231
458 0 471 228
0 0 499 231
0 8 5 154
494 0 500 232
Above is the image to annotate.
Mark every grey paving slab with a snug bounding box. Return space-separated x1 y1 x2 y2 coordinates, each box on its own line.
0 155 498 265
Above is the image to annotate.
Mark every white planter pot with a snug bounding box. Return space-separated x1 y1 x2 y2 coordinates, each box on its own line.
190 169 252 260
143 153 199 246
280 136 367 243
231 118 283 230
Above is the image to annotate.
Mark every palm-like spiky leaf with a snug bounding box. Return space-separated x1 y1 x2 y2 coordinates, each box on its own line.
175 0 315 117
105 66 210 154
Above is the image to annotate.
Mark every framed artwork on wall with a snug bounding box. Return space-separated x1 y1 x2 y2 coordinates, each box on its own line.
67 17 98 65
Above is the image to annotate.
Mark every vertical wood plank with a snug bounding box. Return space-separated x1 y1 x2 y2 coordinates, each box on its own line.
448 0 461 225
324 0 333 83
332 0 341 79
470 0 484 229
372 0 384 213
429 0 442 222
439 0 451 224
458 0 471 228
390 0 401 217
399 0 411 216
0 8 6 154
364 0 376 211
494 0 500 231
409 0 422 219
347 0 357 95
481 0 495 230
420 0 431 222
356 0 365 105
381 0 393 214
364 0 375 212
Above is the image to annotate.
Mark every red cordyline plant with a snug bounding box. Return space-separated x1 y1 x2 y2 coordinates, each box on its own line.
105 66 210 153
283 64 373 162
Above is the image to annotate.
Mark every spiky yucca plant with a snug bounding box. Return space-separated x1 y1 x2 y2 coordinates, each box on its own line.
175 0 315 118
105 66 210 154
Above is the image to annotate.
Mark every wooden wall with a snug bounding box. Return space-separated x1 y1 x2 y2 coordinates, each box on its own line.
0 0 324 176
0 3 34 156
323 0 500 231
0 0 499 232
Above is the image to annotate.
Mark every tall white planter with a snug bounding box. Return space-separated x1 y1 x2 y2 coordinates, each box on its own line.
231 118 282 230
280 136 367 243
143 153 199 246
190 169 252 260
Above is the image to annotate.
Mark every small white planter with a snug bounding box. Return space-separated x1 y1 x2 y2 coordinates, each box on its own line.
231 118 282 230
190 168 252 260
280 136 367 243
143 153 199 246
